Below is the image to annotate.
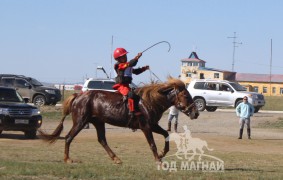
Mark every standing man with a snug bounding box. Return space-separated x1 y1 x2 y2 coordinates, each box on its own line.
167 105 179 132
236 96 255 139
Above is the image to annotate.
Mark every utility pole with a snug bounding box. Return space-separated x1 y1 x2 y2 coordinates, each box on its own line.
269 39 273 96
228 32 242 72
109 35 114 79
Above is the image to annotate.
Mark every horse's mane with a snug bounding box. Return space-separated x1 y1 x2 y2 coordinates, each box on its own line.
136 77 186 111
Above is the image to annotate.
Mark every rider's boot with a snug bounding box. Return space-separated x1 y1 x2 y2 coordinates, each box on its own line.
127 98 136 128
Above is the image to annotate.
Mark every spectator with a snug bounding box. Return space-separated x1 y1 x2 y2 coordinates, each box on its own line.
167 105 179 132
236 96 255 139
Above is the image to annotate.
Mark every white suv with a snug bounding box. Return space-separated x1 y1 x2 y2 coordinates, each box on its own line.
187 79 265 113
81 78 116 93
82 78 137 93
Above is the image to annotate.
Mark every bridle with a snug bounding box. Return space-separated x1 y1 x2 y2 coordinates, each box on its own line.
167 88 196 114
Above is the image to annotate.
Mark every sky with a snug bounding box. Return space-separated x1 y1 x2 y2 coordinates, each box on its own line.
1 0 283 85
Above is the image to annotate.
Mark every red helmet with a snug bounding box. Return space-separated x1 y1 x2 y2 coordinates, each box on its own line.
113 48 128 60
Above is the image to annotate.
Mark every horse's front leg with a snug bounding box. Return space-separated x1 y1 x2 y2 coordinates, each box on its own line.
151 124 169 158
139 122 161 164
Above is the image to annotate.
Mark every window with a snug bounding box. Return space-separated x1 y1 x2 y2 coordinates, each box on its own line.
221 84 230 91
187 73 192 77
272 87 276 94
280 88 283 95
254 86 258 92
214 73 219 78
200 73 204 79
1 78 14 87
263 87 267 93
193 82 205 89
206 83 216 90
15 79 29 88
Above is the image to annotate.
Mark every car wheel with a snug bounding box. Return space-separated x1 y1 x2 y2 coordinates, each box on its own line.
235 100 243 107
194 98 206 111
33 95 46 106
206 106 217 112
24 130 37 139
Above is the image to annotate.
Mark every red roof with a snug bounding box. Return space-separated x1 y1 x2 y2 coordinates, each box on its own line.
236 73 283 83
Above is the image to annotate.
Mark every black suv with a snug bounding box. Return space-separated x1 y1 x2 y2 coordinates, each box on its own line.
0 74 61 106
0 87 42 139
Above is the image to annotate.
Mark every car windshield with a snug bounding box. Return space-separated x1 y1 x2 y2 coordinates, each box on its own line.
87 81 115 90
0 89 23 102
229 82 246 91
30 78 43 86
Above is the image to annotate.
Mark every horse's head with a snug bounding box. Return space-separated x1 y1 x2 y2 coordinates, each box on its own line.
159 78 199 120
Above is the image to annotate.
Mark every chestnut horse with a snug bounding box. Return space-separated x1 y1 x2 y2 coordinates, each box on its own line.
39 77 199 164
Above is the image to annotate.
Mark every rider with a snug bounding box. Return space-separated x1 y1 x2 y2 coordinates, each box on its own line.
112 47 149 121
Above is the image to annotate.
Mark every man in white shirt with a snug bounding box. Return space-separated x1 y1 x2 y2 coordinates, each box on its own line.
167 106 179 132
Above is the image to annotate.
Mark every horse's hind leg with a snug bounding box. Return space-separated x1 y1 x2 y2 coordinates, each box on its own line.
92 120 122 164
64 118 88 163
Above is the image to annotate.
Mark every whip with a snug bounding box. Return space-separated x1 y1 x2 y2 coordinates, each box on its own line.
142 41 171 53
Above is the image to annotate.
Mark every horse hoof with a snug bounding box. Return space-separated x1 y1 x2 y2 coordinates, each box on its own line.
113 157 122 164
65 159 73 164
156 160 163 167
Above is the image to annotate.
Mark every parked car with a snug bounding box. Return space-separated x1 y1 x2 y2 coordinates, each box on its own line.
187 79 265 113
0 86 42 139
0 74 61 106
82 78 137 93
82 78 116 93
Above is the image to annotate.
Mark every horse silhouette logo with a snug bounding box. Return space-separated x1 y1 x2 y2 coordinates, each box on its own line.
165 125 214 161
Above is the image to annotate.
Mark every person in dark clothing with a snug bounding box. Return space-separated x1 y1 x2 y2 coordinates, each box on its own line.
112 47 149 123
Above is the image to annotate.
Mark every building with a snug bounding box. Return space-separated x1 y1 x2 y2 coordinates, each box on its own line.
180 51 283 96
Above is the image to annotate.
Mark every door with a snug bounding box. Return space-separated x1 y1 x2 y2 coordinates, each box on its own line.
214 83 234 106
15 78 32 99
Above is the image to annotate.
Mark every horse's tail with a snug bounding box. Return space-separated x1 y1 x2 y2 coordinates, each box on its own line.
38 93 79 144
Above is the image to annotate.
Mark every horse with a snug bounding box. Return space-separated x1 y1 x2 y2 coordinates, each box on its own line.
39 77 199 164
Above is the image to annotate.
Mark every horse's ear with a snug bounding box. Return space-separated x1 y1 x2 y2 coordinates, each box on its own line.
158 86 174 95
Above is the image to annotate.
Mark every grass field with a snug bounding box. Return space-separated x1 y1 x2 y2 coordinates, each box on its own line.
1 130 283 180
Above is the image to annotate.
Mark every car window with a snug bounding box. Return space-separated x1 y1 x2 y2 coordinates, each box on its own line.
229 82 246 91
1 78 14 87
205 83 216 90
87 81 102 89
29 78 43 86
15 79 29 88
0 89 22 102
193 82 205 89
220 84 231 91
86 80 115 90
101 81 115 90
